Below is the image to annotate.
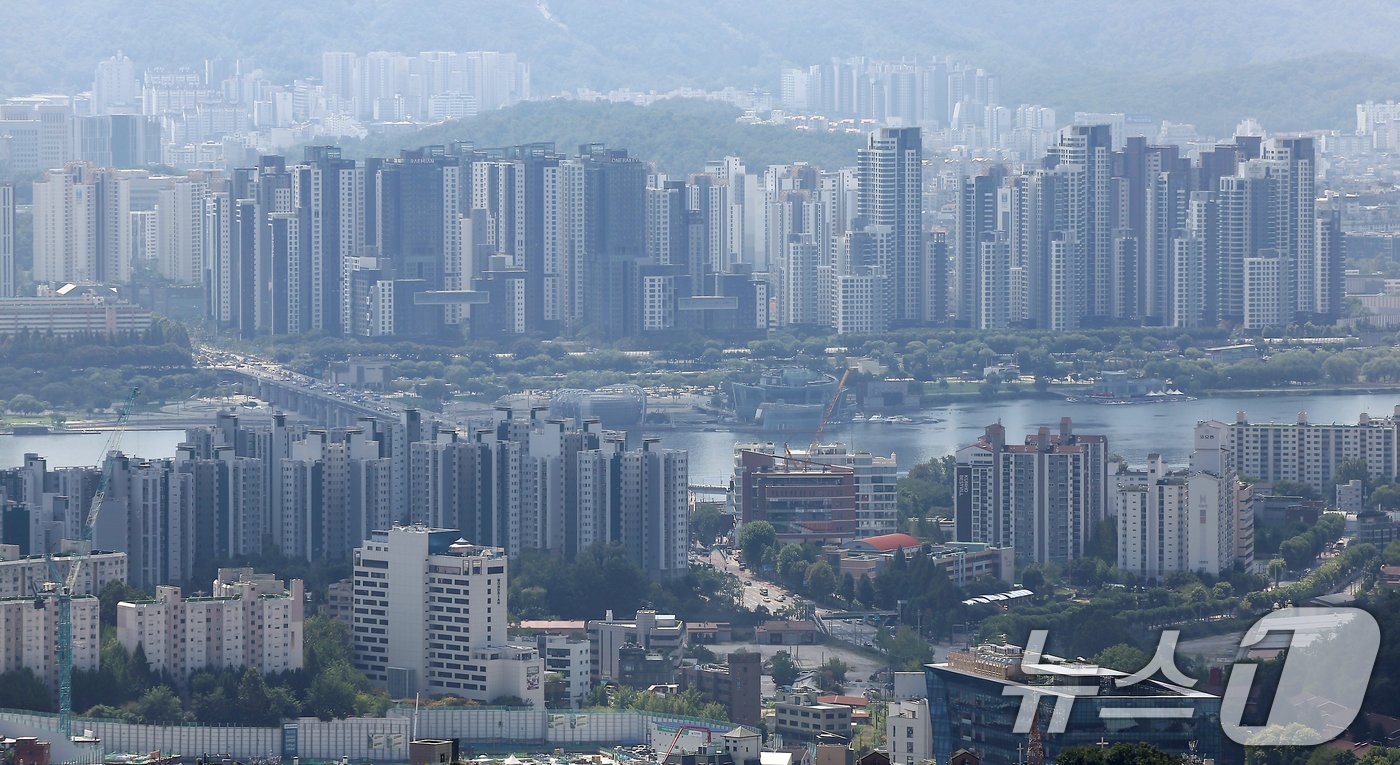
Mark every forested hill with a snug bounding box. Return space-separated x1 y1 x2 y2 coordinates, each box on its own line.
8 0 1400 132
335 100 865 175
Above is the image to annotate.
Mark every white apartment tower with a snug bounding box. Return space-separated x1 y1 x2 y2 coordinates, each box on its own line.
1117 421 1240 578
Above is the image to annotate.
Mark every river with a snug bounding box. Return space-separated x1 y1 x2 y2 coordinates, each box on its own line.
647 391 1400 485
6 391 1400 486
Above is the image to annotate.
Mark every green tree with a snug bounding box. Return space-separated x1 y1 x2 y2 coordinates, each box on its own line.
307 664 363 720
839 572 856 604
98 579 148 626
770 650 799 687
691 503 730 546
815 657 848 692
1092 644 1150 673
857 574 876 608
132 686 186 724
1054 742 1184 764
1322 354 1360 384
7 393 43 413
1334 456 1372 496
0 668 52 712
1385 540 1400 567
805 560 837 599
738 521 777 567
876 625 932 671
776 544 809 588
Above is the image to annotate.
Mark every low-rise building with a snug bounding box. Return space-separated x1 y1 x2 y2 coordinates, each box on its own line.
773 691 852 741
1358 510 1400 548
587 609 686 683
827 537 1013 588
535 633 591 708
0 542 127 598
755 620 823 646
117 568 304 681
678 651 762 725
0 290 153 337
617 644 674 689
687 622 733 644
886 699 933 765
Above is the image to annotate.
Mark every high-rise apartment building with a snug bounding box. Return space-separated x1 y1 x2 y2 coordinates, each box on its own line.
0 184 12 296
955 418 1109 564
858 127 923 324
0 542 127 598
1117 421 1242 579
1230 408 1400 496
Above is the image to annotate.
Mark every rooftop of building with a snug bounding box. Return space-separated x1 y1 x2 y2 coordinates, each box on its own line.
933 643 1216 700
843 533 921 553
816 694 869 707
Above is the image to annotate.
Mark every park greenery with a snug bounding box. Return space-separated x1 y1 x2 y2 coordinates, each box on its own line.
508 542 741 622
223 323 1400 420
587 685 728 722
0 320 230 416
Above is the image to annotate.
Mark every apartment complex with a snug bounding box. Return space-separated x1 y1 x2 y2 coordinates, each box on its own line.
1229 408 1400 495
0 594 98 692
0 542 127 598
1116 421 1246 578
116 568 305 680
1 405 688 588
954 418 1109 564
350 526 543 705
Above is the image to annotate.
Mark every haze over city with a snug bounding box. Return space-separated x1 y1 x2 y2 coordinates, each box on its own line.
2 3 1400 765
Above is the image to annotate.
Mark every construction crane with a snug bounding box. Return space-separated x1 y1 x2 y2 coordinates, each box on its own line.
39 386 138 738
809 367 852 452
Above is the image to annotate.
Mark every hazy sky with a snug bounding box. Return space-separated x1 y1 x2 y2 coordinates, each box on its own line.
6 0 1399 131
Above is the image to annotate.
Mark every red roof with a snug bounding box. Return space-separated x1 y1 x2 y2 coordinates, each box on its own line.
819 694 870 707
853 533 922 552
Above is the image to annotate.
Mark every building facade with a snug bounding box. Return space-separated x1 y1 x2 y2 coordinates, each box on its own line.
954 418 1108 564
116 568 305 680
350 525 543 705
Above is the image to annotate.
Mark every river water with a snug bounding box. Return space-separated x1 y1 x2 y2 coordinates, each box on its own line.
6 391 1400 486
647 391 1400 485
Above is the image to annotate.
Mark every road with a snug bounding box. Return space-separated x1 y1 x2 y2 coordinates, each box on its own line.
196 344 413 421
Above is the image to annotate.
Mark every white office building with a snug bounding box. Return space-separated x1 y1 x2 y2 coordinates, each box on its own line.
536 633 591 708
586 609 686 684
350 525 543 705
